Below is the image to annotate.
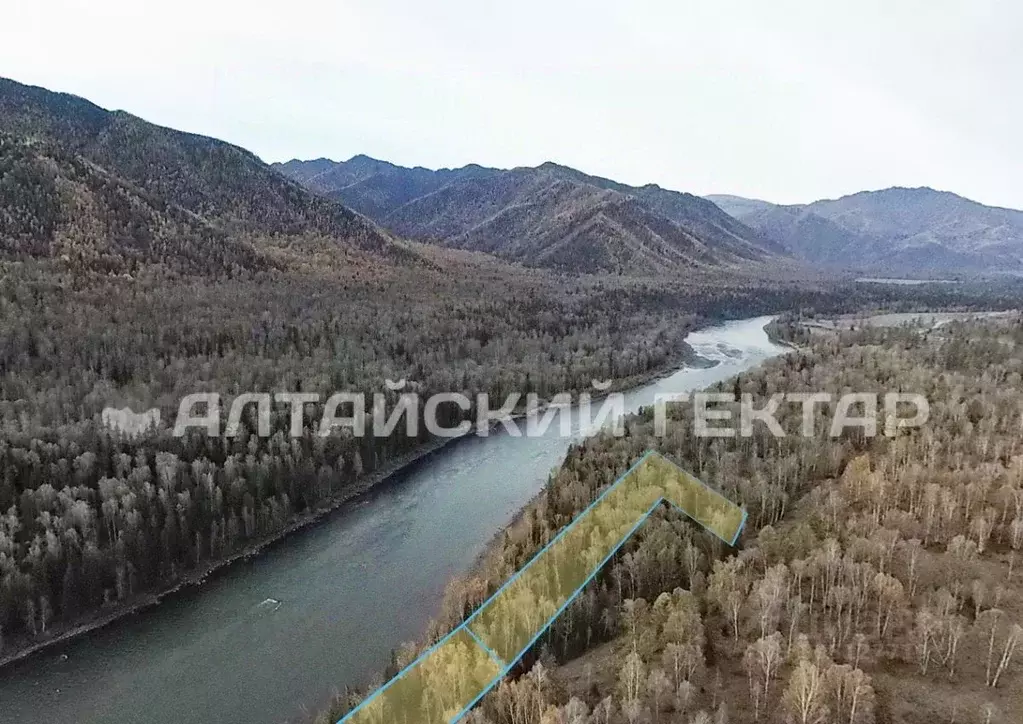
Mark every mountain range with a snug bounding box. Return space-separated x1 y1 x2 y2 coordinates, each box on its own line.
3 75 1021 279
708 189 1023 275
0 77 410 274
0 76 781 279
280 154 1023 277
275 156 786 275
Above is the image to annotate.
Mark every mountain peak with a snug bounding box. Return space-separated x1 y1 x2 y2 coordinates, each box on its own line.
346 153 385 165
826 186 970 206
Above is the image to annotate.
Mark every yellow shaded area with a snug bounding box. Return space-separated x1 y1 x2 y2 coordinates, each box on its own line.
339 453 742 724
343 628 502 724
467 454 744 662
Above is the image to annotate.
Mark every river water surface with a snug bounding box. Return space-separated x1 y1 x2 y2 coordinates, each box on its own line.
0 316 787 724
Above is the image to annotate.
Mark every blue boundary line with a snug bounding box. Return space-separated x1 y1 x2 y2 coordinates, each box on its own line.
337 451 746 724
464 625 505 668
448 497 665 723
335 453 654 724
731 508 749 546
335 624 464 720
463 450 657 626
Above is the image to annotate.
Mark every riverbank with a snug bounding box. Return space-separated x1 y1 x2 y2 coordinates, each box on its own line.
471 322 786 578
0 431 460 671
0 315 794 724
309 315 792 723
0 334 720 671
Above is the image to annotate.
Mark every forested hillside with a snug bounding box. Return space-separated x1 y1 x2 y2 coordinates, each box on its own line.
0 133 269 274
275 157 783 275
0 77 407 259
320 316 1023 724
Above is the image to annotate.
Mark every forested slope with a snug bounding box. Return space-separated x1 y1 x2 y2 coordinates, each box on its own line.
320 316 1023 724
276 156 784 274
0 77 408 260
0 133 267 274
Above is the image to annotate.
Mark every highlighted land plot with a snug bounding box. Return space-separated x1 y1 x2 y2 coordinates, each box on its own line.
340 628 502 724
339 451 745 724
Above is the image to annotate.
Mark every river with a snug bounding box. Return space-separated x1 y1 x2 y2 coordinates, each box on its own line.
0 316 787 724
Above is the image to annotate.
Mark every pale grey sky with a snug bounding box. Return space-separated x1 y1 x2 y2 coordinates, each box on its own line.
2 0 1020 207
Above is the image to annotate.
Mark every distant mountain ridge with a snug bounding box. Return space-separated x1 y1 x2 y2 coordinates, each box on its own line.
11 76 1011 279
708 188 1023 275
276 156 786 275
0 77 409 271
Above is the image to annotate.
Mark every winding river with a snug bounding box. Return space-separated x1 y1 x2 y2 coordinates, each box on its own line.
0 316 787 724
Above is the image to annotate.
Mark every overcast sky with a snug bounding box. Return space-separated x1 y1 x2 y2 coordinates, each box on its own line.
2 0 1020 207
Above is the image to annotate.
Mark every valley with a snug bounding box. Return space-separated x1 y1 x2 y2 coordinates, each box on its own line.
1 72 1022 724
0 318 785 724
318 313 1023 724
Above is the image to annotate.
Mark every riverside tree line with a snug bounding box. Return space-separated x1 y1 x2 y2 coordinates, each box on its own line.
320 315 1023 724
